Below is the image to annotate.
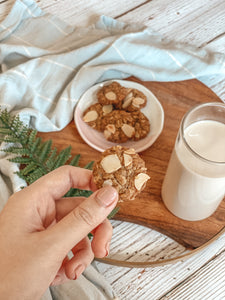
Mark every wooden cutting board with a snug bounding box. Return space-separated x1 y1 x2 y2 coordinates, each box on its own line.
38 77 225 250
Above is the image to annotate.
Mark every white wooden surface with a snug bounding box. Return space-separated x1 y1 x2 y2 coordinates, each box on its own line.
1 1 225 299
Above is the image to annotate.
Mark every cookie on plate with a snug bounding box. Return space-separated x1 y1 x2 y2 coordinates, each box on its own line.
131 111 150 140
121 88 147 112
82 103 113 131
97 81 128 108
93 145 150 202
101 110 135 143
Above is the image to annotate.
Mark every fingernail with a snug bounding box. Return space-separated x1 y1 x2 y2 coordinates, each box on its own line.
96 186 118 208
105 241 110 257
73 264 84 280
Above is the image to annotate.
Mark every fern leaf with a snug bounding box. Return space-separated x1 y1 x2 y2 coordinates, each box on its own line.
2 146 30 156
84 161 94 170
9 157 33 164
0 128 12 135
28 129 37 145
30 137 42 154
20 162 38 176
45 148 58 170
25 167 46 185
107 207 120 219
38 140 52 163
65 188 93 198
64 188 77 197
69 154 81 167
2 136 21 144
53 146 72 169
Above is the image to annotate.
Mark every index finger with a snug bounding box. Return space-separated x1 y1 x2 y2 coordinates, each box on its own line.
23 165 96 200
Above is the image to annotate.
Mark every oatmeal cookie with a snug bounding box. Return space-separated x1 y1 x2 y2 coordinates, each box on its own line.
121 88 147 112
93 145 150 202
97 81 128 108
131 111 150 140
101 110 135 143
82 103 113 131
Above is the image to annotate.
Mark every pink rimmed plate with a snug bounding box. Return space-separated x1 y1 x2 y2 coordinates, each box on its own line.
74 79 164 152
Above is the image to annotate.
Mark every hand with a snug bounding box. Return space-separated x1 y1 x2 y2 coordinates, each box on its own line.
0 166 118 300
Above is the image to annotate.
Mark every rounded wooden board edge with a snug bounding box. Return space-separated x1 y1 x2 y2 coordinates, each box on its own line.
37 77 225 267
95 77 225 268
96 225 225 268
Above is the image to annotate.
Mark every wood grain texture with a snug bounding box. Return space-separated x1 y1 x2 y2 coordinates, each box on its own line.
161 250 225 299
117 0 225 49
97 231 225 300
38 77 225 249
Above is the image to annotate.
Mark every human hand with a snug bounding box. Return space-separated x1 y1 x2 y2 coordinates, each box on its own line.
0 166 118 300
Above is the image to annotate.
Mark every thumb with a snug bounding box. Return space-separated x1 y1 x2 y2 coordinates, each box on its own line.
46 186 118 253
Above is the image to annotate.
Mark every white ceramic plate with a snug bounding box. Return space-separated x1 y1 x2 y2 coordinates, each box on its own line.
74 80 164 153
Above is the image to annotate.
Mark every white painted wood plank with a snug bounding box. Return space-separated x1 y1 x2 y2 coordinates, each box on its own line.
107 221 186 263
201 75 225 102
0 0 14 21
117 0 225 50
36 0 148 27
1 0 224 53
161 250 225 300
96 229 225 300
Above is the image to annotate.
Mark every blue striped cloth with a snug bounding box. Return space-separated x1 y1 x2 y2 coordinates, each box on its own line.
0 0 224 132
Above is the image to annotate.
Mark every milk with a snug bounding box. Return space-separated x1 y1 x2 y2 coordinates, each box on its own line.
162 120 225 221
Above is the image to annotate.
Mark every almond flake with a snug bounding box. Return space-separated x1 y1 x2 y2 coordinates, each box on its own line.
83 110 98 122
103 179 113 187
122 124 135 138
105 91 117 101
134 173 150 191
122 92 133 108
124 148 136 155
122 97 133 109
132 97 145 107
106 124 116 134
123 154 133 167
101 154 122 173
102 104 113 115
104 129 112 139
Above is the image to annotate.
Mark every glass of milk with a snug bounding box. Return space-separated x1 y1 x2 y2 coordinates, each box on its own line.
161 102 225 221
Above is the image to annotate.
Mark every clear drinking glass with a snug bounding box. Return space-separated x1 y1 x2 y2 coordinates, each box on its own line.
161 102 225 221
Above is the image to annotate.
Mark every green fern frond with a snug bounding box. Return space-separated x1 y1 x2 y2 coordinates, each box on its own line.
2 136 22 144
84 161 94 170
26 167 47 185
0 108 92 191
0 128 12 135
107 207 120 219
0 109 74 182
45 148 58 170
30 136 41 154
28 129 37 144
19 162 39 176
53 146 72 169
65 188 93 198
3 146 30 156
38 140 52 163
69 154 81 167
9 156 33 164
